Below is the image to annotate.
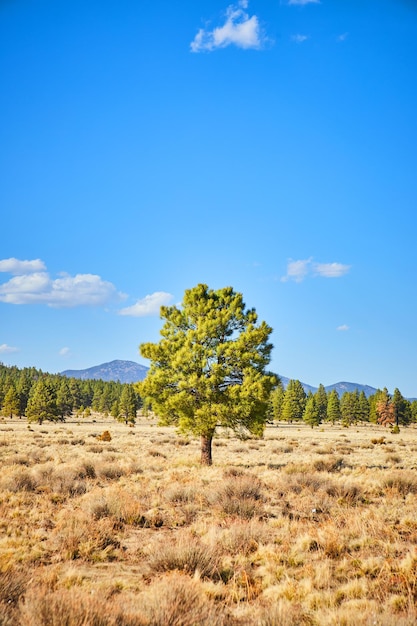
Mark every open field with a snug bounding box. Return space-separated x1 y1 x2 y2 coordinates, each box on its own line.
0 415 417 625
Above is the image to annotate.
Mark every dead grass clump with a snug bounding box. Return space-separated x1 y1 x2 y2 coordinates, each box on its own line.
0 568 29 606
83 488 147 526
17 587 125 626
382 471 417 496
51 510 120 561
146 534 220 580
88 444 104 453
325 480 365 505
214 475 264 519
96 463 125 480
2 467 37 492
164 483 199 504
148 448 167 458
313 457 345 472
138 573 225 626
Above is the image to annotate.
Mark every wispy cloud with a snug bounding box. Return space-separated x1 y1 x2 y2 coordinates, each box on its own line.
0 258 124 307
314 262 351 278
291 34 309 43
59 347 71 356
191 1 266 52
281 258 351 282
0 343 19 354
0 257 46 275
118 292 174 317
337 325 350 332
281 258 313 283
287 0 320 5
337 32 349 42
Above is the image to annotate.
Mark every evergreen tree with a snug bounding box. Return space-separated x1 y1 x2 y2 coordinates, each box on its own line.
358 391 370 422
315 384 328 423
303 394 320 428
2 384 20 418
118 384 137 424
392 388 411 426
281 380 306 423
26 378 58 424
139 283 276 465
56 379 74 420
340 391 360 427
326 389 341 424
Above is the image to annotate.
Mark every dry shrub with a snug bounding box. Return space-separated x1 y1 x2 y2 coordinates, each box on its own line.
96 463 125 480
51 509 120 561
83 487 147 526
256 599 315 625
33 464 87 496
218 520 270 556
382 472 417 496
164 483 199 504
146 533 220 580
214 474 264 519
0 568 28 605
138 573 225 626
1 467 37 492
313 456 345 472
99 431 112 442
325 479 365 505
18 587 125 626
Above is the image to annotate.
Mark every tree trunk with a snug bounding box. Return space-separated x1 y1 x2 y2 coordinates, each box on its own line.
200 433 213 466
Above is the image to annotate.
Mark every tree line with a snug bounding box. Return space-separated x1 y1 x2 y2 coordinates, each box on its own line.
0 363 140 424
268 380 417 428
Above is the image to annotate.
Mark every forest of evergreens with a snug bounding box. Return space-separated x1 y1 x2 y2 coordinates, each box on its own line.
1 362 416 429
0 363 140 424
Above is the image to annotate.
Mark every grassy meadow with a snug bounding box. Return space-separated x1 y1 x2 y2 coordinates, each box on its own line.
0 414 416 625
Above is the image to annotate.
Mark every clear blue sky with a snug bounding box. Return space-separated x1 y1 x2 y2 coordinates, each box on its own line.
1 0 416 397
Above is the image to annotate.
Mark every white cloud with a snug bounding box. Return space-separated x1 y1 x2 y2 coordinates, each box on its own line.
0 343 19 354
337 33 349 42
337 325 350 332
287 0 320 5
0 257 46 275
282 258 351 282
281 258 312 283
191 1 266 52
0 258 124 307
291 34 309 43
59 347 71 356
119 292 174 317
313 262 351 278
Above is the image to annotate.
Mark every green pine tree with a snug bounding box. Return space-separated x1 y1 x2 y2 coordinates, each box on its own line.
326 389 341 424
2 384 20 418
26 378 58 424
139 283 277 465
303 394 320 428
281 380 306 423
118 384 137 424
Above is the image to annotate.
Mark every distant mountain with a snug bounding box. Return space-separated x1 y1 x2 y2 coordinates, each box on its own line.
278 376 378 398
279 376 317 395
61 360 149 383
61 360 384 398
324 381 378 398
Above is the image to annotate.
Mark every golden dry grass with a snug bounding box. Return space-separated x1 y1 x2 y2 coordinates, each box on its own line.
0 413 416 625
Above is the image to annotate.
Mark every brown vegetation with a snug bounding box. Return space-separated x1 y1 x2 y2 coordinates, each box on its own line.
0 414 417 624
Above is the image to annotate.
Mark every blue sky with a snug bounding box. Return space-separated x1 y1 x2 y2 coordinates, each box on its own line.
1 0 417 396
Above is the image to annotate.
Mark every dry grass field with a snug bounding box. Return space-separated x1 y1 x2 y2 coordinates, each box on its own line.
0 414 416 625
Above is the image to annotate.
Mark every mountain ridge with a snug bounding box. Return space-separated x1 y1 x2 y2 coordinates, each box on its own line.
61 360 381 397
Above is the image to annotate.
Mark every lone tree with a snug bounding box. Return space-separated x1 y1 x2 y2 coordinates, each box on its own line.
138 284 277 465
